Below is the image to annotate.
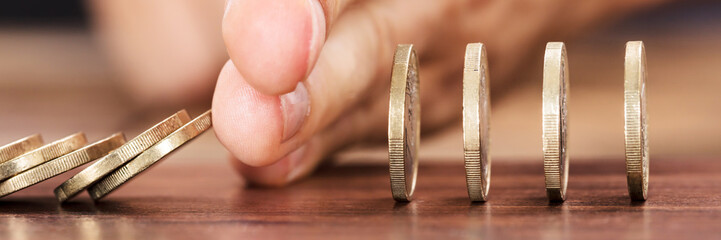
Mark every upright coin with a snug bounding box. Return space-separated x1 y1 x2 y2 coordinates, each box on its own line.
624 41 649 201
388 44 420 202
0 133 87 181
0 133 125 198
54 110 191 202
542 42 570 202
463 43 491 202
88 111 212 200
0 134 43 163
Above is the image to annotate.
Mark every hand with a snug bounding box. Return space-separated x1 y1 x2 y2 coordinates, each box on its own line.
91 0 668 186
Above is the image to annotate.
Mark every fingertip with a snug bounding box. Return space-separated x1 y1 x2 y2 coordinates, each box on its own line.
223 0 325 96
212 61 284 167
229 155 289 187
229 145 309 187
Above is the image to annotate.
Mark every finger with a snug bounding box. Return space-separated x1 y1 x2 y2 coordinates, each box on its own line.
230 118 360 186
232 100 385 186
230 145 317 187
277 0 463 149
213 0 458 169
234 72 450 186
212 61 286 167
222 0 359 96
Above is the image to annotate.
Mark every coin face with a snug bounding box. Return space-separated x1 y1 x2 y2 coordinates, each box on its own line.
624 41 649 201
463 43 491 202
54 110 190 203
0 134 43 163
0 133 87 181
388 44 420 202
88 111 212 200
0 133 125 198
542 42 569 202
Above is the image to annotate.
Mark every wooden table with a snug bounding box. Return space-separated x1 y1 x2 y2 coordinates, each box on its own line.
0 158 718 239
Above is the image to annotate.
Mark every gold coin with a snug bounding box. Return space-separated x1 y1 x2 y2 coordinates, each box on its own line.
388 44 420 202
624 41 649 201
54 110 191 202
0 134 43 163
88 110 212 200
0 133 125 198
542 42 570 202
0 133 87 181
463 43 491 202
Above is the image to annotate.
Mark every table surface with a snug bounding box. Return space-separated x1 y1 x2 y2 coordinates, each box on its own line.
0 157 718 240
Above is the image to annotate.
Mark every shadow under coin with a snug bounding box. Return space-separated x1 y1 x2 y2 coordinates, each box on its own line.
0 197 61 214
516 196 556 207
315 164 388 178
57 201 99 214
392 201 412 211
630 200 647 207
91 198 159 215
437 196 485 207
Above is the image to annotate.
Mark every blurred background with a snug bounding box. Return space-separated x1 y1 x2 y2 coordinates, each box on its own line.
0 0 719 171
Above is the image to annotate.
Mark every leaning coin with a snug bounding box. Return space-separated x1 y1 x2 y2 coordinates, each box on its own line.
388 44 420 202
542 42 570 202
88 110 212 200
0 133 87 181
463 43 491 202
54 110 190 202
624 41 649 201
0 134 43 163
0 133 125 198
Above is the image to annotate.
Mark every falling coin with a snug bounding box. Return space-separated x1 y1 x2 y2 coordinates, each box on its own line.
0 133 87 181
542 42 570 202
462 43 491 202
0 133 125 198
88 110 212 200
54 110 190 202
624 41 649 201
388 44 420 202
0 134 43 163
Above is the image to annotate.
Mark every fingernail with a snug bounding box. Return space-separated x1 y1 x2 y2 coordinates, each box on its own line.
286 145 308 182
280 82 310 142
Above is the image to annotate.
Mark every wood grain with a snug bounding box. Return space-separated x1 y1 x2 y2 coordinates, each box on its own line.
0 158 718 239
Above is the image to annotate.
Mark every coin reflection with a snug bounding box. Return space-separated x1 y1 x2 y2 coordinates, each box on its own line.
7 216 28 240
391 201 419 239
77 217 102 240
541 204 570 240
463 203 492 239
624 203 651 239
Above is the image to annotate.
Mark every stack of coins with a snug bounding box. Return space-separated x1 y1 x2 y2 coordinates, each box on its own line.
0 109 212 203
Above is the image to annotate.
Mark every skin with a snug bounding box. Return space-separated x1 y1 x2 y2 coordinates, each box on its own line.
89 0 670 186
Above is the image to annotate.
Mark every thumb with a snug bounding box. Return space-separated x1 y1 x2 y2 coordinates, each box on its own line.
222 0 359 96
